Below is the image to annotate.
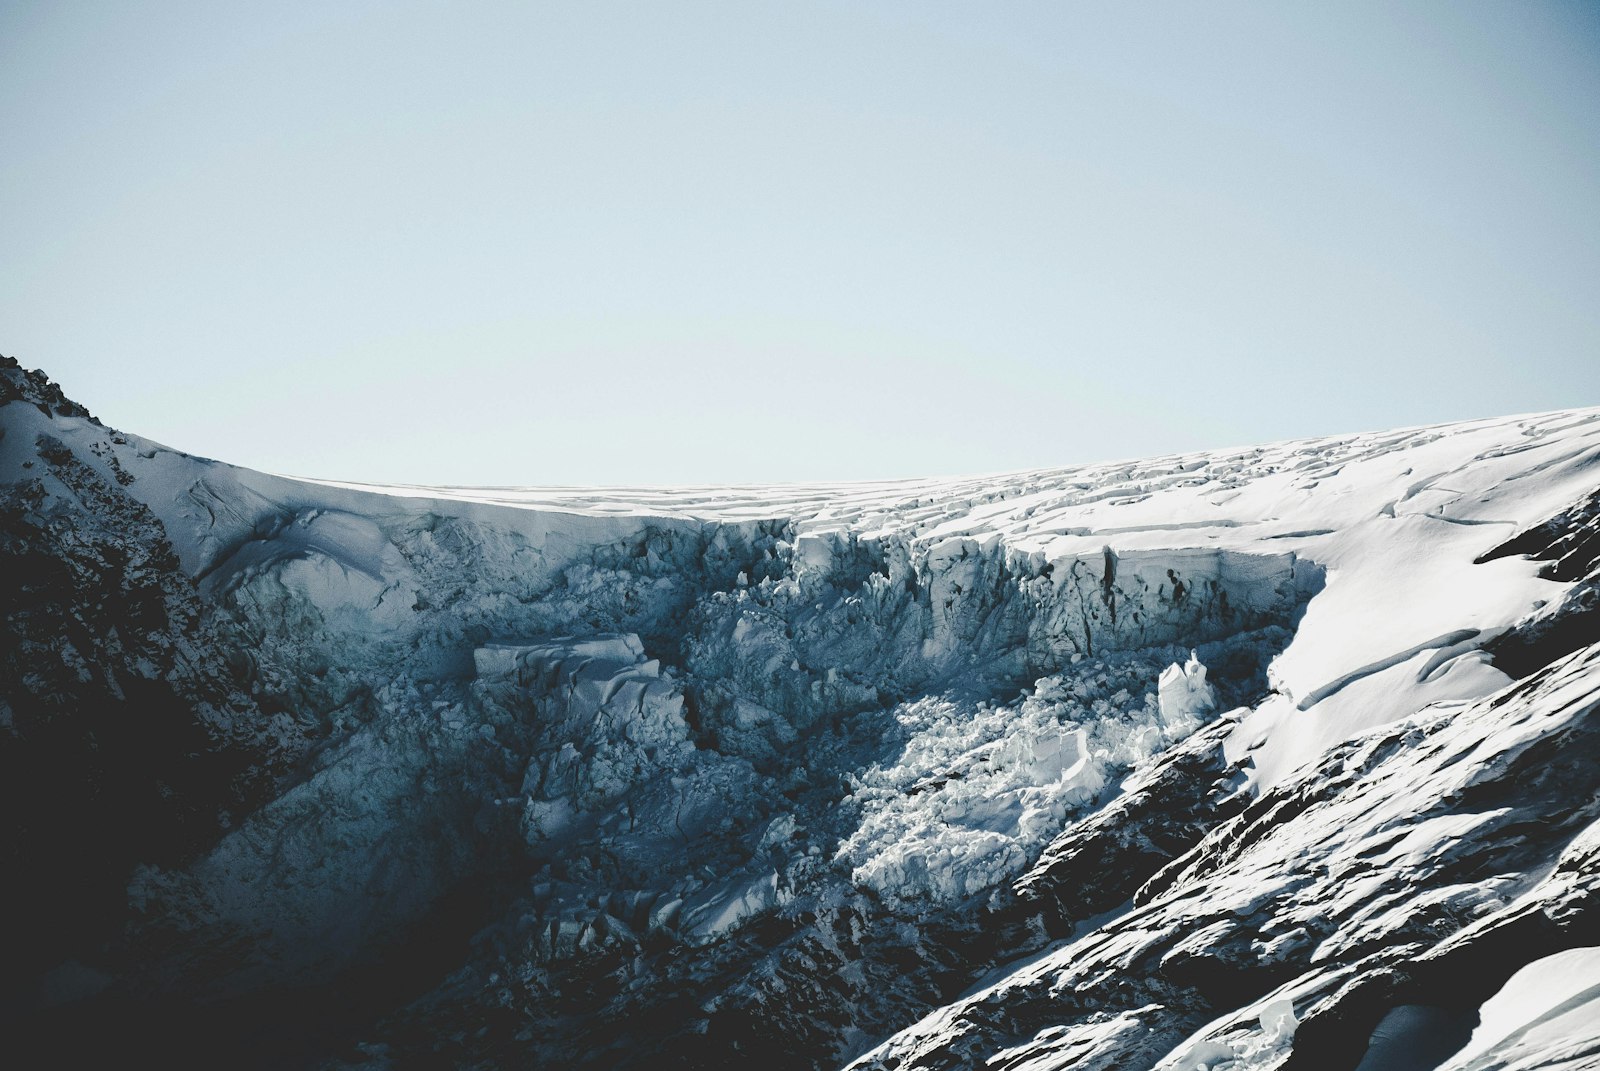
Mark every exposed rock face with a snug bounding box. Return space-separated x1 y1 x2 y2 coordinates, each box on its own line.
0 356 97 421
3 355 1599 1071
0 361 298 1011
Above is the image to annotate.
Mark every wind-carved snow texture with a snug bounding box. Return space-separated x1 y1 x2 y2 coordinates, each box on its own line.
4 354 1600 1071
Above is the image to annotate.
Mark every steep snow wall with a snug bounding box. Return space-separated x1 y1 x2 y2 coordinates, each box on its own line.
684 532 1316 763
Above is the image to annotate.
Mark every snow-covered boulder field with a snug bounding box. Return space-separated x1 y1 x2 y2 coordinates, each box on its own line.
3 354 1598 1071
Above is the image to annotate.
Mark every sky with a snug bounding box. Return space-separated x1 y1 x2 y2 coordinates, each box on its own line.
2 2 1598 486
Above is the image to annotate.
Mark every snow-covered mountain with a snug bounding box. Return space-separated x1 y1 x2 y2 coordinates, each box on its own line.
3 355 1597 1070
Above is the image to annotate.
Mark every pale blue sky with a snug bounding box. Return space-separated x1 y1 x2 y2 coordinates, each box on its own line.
3 2 1598 485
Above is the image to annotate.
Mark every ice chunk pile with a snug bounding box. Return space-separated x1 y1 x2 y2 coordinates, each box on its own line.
839 653 1215 903
475 636 698 844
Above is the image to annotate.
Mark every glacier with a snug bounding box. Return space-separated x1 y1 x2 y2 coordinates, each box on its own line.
2 354 1599 1071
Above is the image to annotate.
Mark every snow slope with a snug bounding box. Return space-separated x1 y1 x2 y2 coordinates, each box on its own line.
1439 945 1600 1071
3 356 1599 1070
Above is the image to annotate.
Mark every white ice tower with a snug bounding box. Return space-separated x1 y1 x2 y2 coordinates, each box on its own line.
1158 650 1218 729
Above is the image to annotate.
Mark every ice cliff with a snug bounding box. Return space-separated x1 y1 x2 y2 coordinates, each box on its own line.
3 354 1598 1071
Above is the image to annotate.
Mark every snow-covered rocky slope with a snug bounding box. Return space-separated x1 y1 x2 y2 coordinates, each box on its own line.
2 355 1598 1070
